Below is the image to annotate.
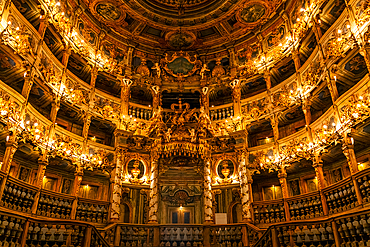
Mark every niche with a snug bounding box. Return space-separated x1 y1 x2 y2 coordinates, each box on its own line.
231 203 242 223
263 185 282 200
79 184 99 199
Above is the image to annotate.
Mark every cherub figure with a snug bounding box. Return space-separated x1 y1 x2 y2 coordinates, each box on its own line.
153 62 161 78
200 64 210 79
189 128 196 143
165 128 172 142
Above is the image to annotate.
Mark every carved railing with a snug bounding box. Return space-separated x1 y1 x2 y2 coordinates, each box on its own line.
286 191 323 220
210 105 234 121
0 176 38 214
252 200 286 225
254 208 370 247
128 104 153 120
76 198 109 224
210 225 242 247
160 225 203 246
36 190 74 219
0 210 110 247
120 225 155 246
356 169 370 204
322 176 358 215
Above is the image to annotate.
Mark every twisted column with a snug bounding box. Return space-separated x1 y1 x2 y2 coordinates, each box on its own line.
203 158 213 223
148 154 159 223
110 149 125 221
238 151 252 222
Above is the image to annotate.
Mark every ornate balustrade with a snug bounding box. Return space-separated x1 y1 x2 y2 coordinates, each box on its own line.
210 105 234 121
355 169 370 203
128 104 153 120
252 200 286 225
210 225 242 247
322 176 358 215
160 225 203 247
0 176 38 214
36 190 74 219
0 210 110 247
254 208 370 247
0 212 26 246
75 198 109 224
0 176 111 225
286 191 324 221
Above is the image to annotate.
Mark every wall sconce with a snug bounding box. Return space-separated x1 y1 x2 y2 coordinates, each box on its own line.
358 163 364 171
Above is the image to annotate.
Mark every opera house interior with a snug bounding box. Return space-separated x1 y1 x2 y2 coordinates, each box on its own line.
0 0 370 245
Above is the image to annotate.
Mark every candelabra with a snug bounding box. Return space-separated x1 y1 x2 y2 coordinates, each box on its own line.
22 120 49 145
1 21 33 57
49 135 82 163
254 140 316 172
341 93 370 126
326 27 354 58
277 86 310 107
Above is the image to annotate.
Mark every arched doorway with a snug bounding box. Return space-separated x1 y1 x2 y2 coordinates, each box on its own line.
230 203 242 223
120 202 131 223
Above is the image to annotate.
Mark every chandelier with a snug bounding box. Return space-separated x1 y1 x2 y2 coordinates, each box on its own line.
1 21 33 57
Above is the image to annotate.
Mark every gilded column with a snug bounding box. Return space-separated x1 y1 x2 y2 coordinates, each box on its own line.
278 166 290 221
342 132 359 174
312 155 329 216
21 66 34 103
264 69 272 90
0 133 17 200
148 152 159 223
61 46 72 66
48 99 60 138
203 158 213 223
292 49 301 71
269 114 279 148
81 113 91 153
1 133 17 173
228 47 237 78
302 99 313 143
326 68 339 103
71 168 83 219
313 17 322 41
230 79 242 117
237 150 252 222
31 155 48 214
35 156 48 187
341 132 363 206
126 46 134 68
38 14 49 39
90 66 98 88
